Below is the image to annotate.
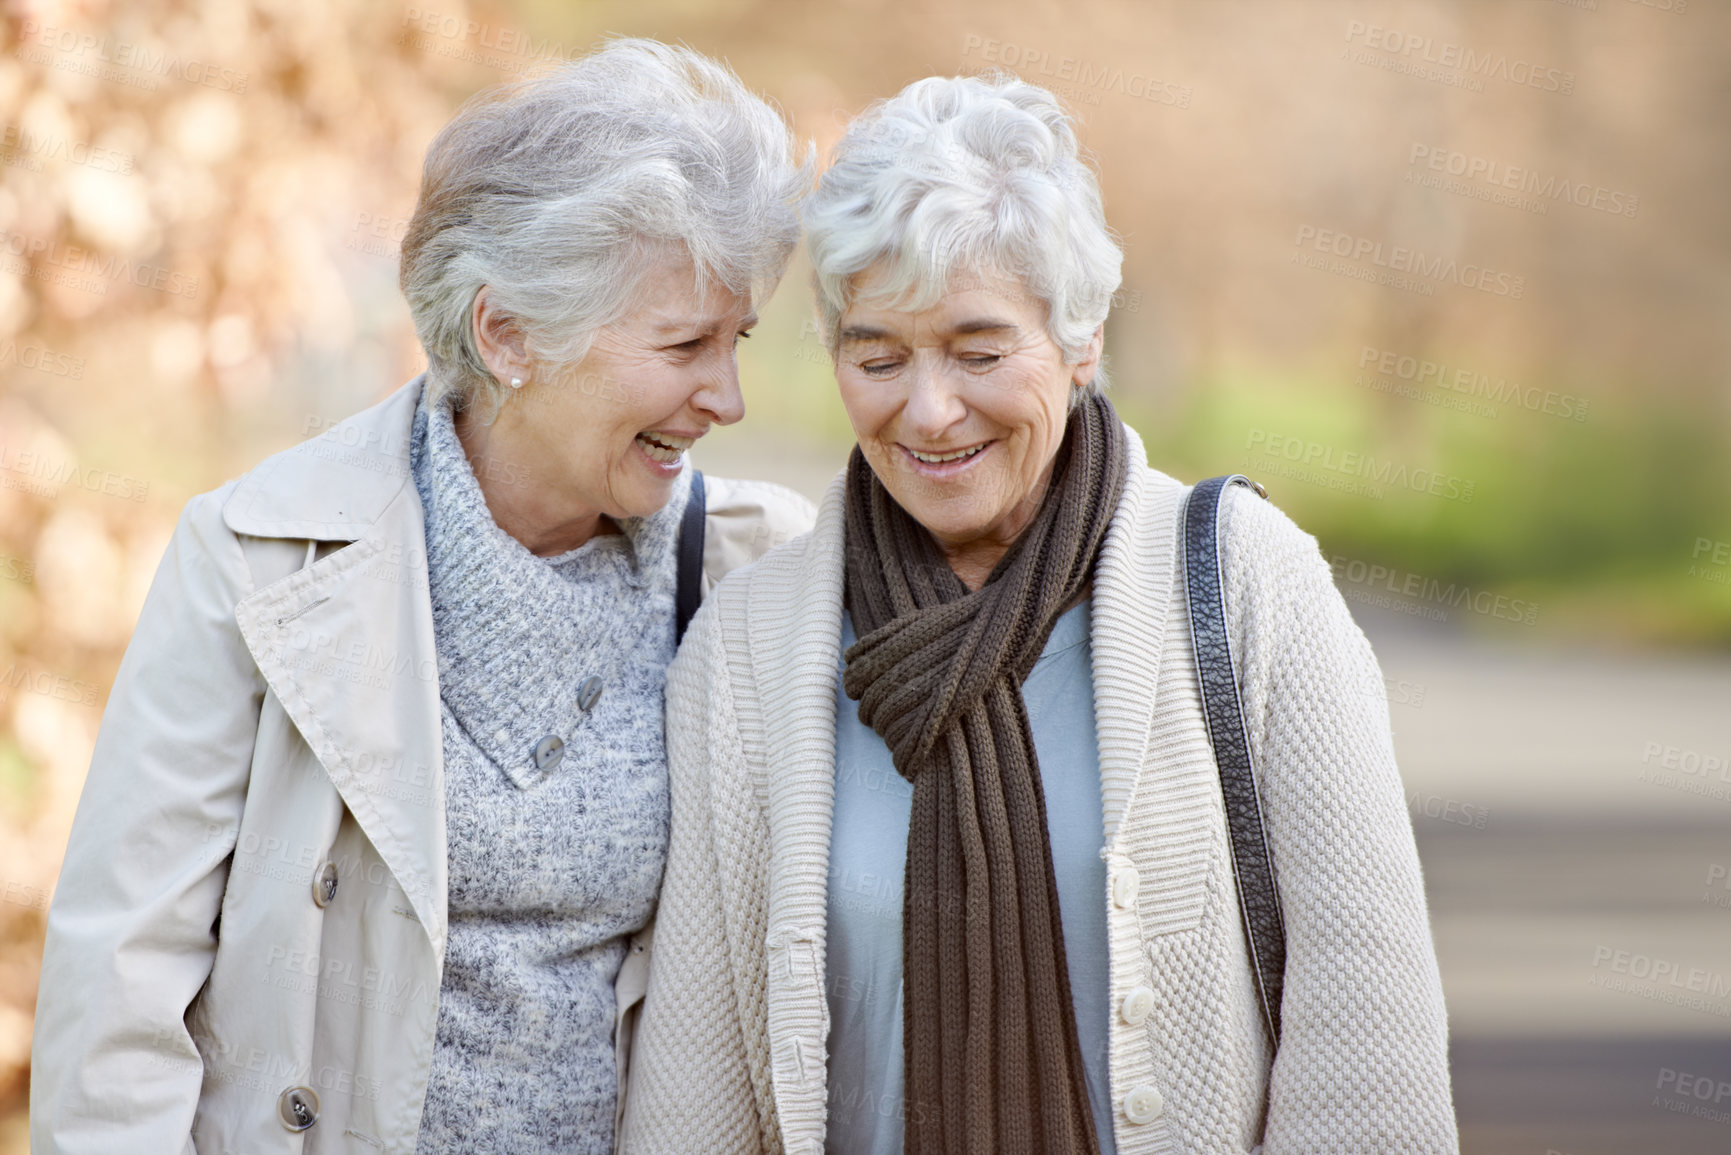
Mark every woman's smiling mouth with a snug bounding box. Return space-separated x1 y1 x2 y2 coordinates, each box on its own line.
901 440 992 475
635 430 696 464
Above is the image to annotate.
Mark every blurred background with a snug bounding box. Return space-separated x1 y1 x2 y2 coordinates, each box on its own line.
0 0 1726 1150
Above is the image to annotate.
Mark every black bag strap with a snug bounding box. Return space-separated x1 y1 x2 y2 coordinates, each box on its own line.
675 469 706 645
1182 473 1287 1045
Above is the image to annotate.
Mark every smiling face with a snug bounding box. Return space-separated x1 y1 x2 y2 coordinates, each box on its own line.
462 248 755 553
532 253 755 518
833 268 1102 586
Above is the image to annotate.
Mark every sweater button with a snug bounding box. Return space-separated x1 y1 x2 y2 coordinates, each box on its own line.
1121 985 1155 1025
278 1085 320 1131
1112 866 1140 909
576 675 604 712
533 734 566 771
1123 1084 1163 1124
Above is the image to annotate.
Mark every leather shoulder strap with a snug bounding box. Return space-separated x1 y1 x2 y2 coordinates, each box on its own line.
675 470 706 645
1183 473 1287 1045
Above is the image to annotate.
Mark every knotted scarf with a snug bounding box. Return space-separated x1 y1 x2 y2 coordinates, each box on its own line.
841 391 1126 1154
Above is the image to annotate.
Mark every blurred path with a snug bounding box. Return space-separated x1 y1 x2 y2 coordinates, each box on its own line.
1365 607 1731 1154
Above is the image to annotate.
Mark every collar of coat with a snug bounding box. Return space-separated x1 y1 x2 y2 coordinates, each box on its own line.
221 376 448 953
715 421 1188 1149
224 377 424 541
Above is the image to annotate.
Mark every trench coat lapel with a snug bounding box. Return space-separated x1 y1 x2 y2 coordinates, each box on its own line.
226 380 448 953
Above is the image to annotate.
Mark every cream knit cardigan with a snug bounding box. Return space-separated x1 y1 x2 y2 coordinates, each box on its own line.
620 426 1458 1155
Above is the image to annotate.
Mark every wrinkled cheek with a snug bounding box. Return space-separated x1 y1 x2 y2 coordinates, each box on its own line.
862 439 900 480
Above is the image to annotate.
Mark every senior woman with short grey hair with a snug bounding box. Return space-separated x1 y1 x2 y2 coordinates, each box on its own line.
32 39 812 1155
623 73 1457 1154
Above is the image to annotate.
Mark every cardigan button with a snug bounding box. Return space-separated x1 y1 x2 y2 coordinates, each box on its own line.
1123 1084 1163 1125
1121 985 1155 1025
576 675 604 712
1111 866 1140 909
278 1085 320 1131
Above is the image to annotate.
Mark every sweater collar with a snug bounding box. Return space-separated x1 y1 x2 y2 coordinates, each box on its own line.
412 390 686 788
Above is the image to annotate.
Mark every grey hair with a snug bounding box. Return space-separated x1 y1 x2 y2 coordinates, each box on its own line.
803 72 1122 392
401 38 812 410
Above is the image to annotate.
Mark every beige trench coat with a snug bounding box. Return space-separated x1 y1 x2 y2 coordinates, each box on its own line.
29 377 816 1155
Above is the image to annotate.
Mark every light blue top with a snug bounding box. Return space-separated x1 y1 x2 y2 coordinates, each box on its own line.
825 599 1116 1154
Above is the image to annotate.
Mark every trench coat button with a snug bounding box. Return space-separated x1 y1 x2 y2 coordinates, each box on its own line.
576 675 604 712
1123 1084 1163 1125
278 1085 320 1131
311 862 339 908
534 734 565 772
1112 865 1140 909
1121 985 1156 1025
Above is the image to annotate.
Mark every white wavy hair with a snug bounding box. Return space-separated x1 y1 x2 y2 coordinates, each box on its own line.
401 38 812 410
803 72 1123 391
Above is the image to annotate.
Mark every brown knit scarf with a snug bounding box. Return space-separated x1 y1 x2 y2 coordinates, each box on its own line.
841 391 1126 1155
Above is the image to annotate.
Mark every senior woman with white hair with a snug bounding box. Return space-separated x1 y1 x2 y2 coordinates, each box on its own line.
622 73 1457 1154
31 39 813 1155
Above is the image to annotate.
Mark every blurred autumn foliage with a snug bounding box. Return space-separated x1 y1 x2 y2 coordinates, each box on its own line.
0 0 465 1136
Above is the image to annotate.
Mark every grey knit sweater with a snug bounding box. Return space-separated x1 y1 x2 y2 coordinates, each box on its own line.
411 392 681 1153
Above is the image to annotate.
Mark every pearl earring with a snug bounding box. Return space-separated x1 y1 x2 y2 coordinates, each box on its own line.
510 376 524 389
